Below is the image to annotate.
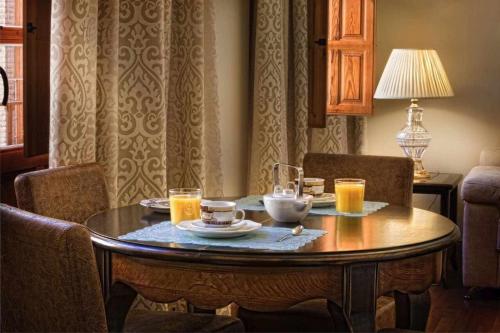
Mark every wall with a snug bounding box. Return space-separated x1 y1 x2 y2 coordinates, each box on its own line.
214 0 250 197
214 0 500 203
369 0 500 216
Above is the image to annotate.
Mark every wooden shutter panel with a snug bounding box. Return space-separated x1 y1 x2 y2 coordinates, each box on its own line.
23 0 51 156
308 0 328 128
309 0 374 127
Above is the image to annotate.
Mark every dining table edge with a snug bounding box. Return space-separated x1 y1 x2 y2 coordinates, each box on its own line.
88 226 460 267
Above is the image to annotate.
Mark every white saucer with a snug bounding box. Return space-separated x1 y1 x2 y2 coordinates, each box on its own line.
176 220 262 239
140 198 170 213
192 219 246 230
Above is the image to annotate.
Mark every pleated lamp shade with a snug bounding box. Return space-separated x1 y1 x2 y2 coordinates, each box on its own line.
374 49 454 99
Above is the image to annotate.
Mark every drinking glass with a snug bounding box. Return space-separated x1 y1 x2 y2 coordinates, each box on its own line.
169 188 202 224
335 179 365 214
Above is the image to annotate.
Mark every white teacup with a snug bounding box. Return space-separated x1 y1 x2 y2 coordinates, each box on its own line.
200 200 245 226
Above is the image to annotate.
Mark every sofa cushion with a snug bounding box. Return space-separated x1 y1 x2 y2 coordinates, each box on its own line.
480 147 500 166
462 166 500 205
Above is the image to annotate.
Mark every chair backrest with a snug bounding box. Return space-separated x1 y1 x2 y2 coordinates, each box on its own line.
303 153 414 207
0 204 107 332
15 163 110 223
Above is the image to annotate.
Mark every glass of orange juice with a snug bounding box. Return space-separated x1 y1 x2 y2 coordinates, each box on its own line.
335 179 365 214
169 188 202 224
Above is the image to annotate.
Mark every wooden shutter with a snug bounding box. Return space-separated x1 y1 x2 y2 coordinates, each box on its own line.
308 0 374 127
23 0 51 156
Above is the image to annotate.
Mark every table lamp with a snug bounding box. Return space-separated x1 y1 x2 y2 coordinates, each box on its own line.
374 49 454 179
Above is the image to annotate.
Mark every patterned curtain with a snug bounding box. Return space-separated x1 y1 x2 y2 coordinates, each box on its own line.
50 0 223 208
248 0 366 194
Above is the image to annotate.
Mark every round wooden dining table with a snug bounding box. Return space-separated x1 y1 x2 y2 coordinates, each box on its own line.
85 204 459 333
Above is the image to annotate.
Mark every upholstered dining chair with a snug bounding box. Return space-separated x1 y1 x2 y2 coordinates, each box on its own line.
14 163 110 223
239 153 415 332
0 204 245 333
13 163 198 316
13 164 200 314
303 153 414 207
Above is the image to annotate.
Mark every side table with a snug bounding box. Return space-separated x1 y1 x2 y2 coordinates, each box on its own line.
413 172 462 224
413 172 462 276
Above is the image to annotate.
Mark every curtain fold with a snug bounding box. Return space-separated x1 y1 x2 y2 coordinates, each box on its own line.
50 0 223 207
248 0 366 195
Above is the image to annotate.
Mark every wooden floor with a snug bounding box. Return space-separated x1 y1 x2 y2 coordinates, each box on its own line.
428 287 500 332
426 251 500 332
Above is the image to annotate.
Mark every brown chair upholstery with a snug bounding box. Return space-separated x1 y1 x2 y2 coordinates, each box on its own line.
239 153 414 332
303 153 414 207
1 204 108 332
0 204 244 333
15 163 110 223
14 163 186 321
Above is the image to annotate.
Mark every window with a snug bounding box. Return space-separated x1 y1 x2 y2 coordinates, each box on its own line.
0 0 23 147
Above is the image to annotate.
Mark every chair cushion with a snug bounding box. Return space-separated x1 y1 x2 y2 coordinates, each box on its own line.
124 310 244 333
462 166 500 205
480 147 500 166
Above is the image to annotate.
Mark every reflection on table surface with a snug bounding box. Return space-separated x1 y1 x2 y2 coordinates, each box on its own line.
86 203 456 255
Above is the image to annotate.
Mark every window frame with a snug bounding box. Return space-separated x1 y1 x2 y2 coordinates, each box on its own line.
0 0 48 175
1 0 25 148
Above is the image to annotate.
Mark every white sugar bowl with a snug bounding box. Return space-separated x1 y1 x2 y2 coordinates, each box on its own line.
263 193 313 223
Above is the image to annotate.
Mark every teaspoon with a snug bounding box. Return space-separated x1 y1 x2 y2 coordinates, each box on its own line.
277 225 304 242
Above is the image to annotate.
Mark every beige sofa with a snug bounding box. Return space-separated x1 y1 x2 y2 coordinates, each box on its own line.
462 147 500 289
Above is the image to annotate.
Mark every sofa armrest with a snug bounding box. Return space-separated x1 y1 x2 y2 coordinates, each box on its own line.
462 166 500 206
480 147 500 166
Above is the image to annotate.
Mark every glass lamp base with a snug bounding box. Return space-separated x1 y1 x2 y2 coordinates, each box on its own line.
396 100 432 180
413 159 431 179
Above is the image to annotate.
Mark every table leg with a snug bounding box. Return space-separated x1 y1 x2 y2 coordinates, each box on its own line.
394 290 431 331
106 282 137 332
440 190 450 219
449 187 458 223
446 188 459 270
327 301 351 332
94 245 112 301
332 263 378 332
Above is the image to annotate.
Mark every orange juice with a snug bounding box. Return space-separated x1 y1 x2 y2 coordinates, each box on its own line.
169 188 202 224
335 179 365 213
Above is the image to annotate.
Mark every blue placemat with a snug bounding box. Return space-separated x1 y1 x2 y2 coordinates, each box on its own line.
119 221 326 251
235 195 388 217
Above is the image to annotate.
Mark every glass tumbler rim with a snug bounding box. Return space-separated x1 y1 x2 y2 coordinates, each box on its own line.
334 178 366 184
168 188 202 195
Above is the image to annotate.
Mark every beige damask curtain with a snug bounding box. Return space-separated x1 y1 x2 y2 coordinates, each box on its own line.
248 0 366 194
50 0 223 207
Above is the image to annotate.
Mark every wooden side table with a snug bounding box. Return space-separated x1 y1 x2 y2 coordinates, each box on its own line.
413 173 462 276
413 172 462 224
